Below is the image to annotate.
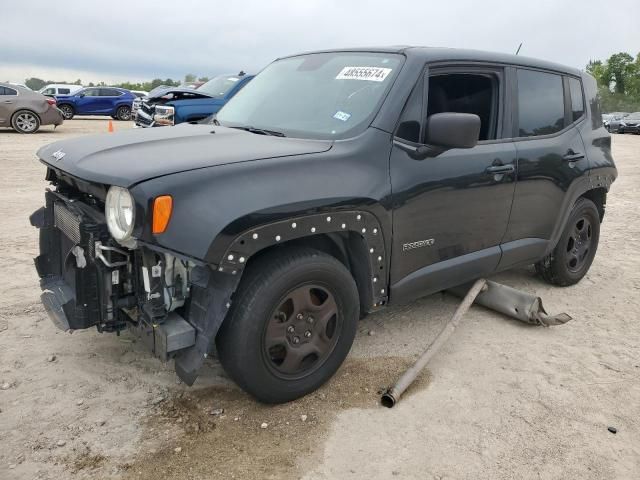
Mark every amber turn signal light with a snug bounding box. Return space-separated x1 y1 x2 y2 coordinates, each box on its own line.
152 195 173 234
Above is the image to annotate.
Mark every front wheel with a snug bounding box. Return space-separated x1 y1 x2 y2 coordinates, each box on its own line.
216 248 359 403
116 105 131 121
535 197 600 286
11 110 40 133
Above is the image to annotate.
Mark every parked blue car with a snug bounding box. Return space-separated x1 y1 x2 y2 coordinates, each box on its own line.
133 72 253 127
56 87 136 121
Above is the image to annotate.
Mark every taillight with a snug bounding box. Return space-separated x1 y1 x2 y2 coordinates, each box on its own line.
46 98 57 106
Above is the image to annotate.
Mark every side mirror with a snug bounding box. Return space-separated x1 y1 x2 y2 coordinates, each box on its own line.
393 112 482 160
425 112 480 150
78 93 85 98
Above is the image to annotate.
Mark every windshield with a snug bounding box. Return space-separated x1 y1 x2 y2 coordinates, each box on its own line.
625 113 640 120
216 52 403 139
198 75 243 97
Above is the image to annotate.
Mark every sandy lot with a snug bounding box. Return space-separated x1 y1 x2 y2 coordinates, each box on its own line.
0 118 639 480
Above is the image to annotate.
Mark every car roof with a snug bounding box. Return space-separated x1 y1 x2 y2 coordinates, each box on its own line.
279 46 583 76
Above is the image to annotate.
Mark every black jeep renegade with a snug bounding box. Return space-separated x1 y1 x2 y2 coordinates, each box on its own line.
31 47 617 403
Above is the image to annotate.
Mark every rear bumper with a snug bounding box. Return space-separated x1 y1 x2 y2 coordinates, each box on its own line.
40 107 65 126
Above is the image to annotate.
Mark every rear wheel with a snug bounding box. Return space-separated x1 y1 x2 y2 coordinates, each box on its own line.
116 105 131 121
11 110 40 133
216 247 359 403
59 104 74 120
535 197 600 286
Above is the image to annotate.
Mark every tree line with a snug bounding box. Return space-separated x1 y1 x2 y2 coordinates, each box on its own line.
22 74 210 92
587 52 640 113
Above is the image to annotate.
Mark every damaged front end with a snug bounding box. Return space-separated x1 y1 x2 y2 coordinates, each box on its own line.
30 182 228 383
134 88 213 128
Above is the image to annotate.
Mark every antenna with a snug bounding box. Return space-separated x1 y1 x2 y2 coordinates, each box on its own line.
515 43 523 55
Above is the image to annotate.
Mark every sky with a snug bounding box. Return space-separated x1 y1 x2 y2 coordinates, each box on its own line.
1 0 639 85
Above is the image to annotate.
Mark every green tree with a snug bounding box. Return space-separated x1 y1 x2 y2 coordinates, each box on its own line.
605 52 636 94
586 52 640 112
197 76 209 83
184 73 196 83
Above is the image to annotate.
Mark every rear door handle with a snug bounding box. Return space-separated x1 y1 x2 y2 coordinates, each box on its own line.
3 100 13 104
485 164 515 174
563 150 585 162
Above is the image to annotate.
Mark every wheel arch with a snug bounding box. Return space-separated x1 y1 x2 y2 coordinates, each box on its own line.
214 211 389 312
580 187 607 221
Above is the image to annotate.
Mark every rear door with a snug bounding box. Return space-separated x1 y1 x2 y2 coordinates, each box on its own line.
99 88 124 114
389 65 517 300
499 68 588 268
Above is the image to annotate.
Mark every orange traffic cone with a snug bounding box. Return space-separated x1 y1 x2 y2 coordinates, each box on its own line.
108 120 114 133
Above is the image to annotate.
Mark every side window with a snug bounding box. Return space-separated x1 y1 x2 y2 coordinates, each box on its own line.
568 77 584 122
426 72 500 141
58 88 71 95
0 87 6 95
2 87 17 96
83 89 100 97
517 69 565 137
42 88 55 95
100 88 121 96
395 74 424 143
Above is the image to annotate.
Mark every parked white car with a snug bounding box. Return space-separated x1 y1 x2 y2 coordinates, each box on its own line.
39 84 83 97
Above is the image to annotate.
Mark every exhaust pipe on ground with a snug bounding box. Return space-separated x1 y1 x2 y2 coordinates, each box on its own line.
381 279 572 408
381 278 488 408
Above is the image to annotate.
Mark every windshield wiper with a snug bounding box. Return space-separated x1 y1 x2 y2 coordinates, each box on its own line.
231 126 286 137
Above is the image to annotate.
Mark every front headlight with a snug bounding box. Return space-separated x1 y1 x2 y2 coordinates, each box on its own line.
153 105 175 126
106 186 135 242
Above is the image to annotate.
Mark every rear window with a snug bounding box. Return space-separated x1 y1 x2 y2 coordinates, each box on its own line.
100 88 122 96
517 69 565 137
568 77 584 122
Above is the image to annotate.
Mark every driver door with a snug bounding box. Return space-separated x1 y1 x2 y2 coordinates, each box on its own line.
389 65 517 302
74 88 102 114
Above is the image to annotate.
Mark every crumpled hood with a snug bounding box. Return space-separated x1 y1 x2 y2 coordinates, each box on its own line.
37 125 333 187
146 86 214 100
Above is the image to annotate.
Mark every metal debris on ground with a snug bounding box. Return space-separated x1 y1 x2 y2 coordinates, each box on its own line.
381 279 572 408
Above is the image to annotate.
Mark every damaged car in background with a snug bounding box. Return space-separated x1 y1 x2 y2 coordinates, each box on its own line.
133 72 253 127
31 47 616 403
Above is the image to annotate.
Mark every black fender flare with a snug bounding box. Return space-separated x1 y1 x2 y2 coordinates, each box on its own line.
217 210 389 307
545 170 615 256
174 210 389 386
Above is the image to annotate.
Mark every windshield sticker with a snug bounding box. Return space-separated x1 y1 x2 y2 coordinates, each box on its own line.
333 111 351 122
336 66 392 82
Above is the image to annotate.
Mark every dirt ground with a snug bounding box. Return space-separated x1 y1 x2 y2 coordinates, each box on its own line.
0 118 639 480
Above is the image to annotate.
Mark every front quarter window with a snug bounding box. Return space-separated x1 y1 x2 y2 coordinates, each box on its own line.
217 52 403 139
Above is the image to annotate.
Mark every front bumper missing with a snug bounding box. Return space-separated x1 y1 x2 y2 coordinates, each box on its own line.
31 189 213 382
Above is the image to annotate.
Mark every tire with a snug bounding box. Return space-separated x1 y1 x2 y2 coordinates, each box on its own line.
59 104 74 120
535 197 600 286
11 110 40 133
116 105 131 121
216 247 360 403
